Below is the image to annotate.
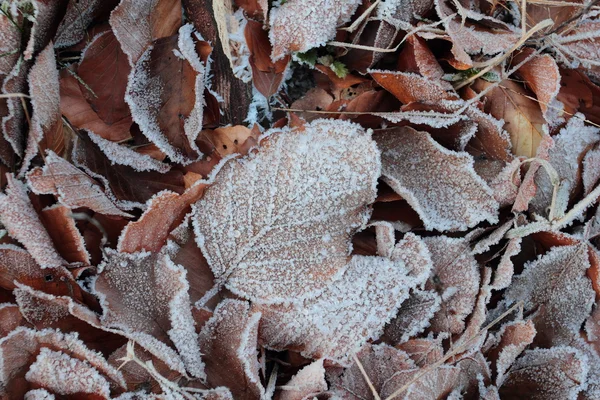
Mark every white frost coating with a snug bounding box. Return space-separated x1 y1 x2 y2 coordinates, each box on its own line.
192 119 381 304
164 255 205 379
268 0 362 60
25 348 111 398
228 9 252 83
92 250 194 377
87 130 171 173
24 389 56 400
0 175 65 269
178 24 206 156
504 244 595 345
376 127 499 232
279 359 327 400
385 289 441 344
501 346 588 399
256 255 417 365
531 114 600 216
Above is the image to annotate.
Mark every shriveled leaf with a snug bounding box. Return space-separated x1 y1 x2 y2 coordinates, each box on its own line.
385 290 441 345
375 126 499 232
254 255 416 364
370 70 455 104
94 249 204 378
125 24 207 164
498 347 588 399
504 243 595 346
110 0 182 65
27 151 132 218
198 299 264 399
192 119 380 303
0 175 65 269
268 0 361 60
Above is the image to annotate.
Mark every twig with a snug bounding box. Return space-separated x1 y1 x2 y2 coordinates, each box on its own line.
353 353 381 400
340 0 381 32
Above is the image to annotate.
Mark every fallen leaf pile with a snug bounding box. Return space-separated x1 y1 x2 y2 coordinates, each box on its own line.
1 0 600 399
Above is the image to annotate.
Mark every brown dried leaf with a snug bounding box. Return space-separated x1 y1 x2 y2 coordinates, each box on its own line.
375 126 499 232
39 205 89 265
379 365 461 400
384 289 441 345
198 299 264 399
125 25 207 164
192 119 380 303
276 359 327 400
54 0 120 48
472 78 546 158
370 70 455 104
27 151 132 218
109 0 182 65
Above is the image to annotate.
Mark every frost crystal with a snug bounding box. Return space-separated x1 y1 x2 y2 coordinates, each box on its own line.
192 119 380 303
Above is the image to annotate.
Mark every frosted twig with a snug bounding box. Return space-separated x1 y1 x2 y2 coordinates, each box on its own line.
353 353 381 400
0 92 30 98
340 0 381 32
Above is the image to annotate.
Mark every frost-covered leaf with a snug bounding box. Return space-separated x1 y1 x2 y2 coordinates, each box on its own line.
583 144 600 196
498 347 588 399
192 119 380 303
330 343 414 400
20 42 63 176
397 337 444 368
26 151 132 218
375 126 498 232
39 204 90 265
384 289 441 345
553 18 600 81
125 24 207 164
268 0 361 61
72 131 185 207
423 235 480 334
54 0 118 48
198 299 264 399
491 237 521 291
0 327 125 399
530 115 600 215
0 303 27 338
504 244 595 346
110 0 182 65
25 348 112 399
254 255 415 364
94 249 204 378
277 358 327 400
24 388 55 400
0 175 65 269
